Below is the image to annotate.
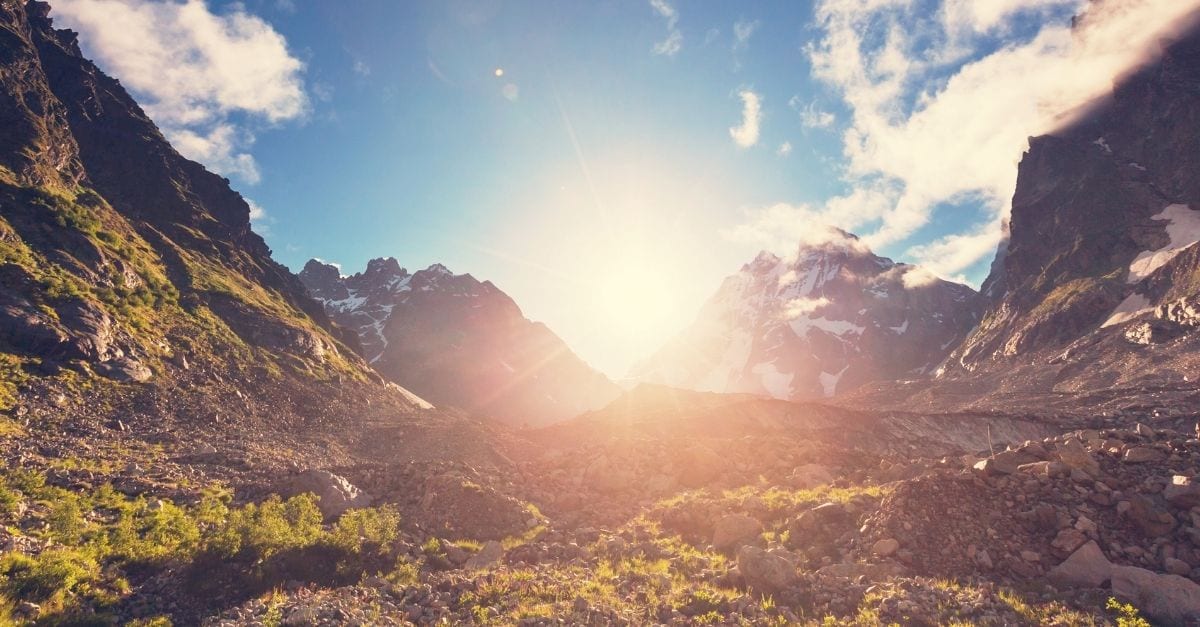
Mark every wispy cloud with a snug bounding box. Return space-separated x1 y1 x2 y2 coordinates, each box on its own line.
770 0 1200 280
649 0 682 56
246 198 273 234
50 0 308 185
732 18 759 51
790 96 836 129
729 89 762 148
776 141 793 157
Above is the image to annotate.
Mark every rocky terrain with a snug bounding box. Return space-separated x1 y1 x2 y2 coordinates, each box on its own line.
1 0 1199 625
300 258 619 427
633 228 981 400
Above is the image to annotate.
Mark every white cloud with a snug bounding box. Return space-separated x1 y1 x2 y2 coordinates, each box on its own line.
791 96 837 129
776 141 793 157
723 185 898 253
352 59 371 77
733 19 759 50
792 0 1200 280
167 123 260 183
51 0 308 185
649 0 682 56
784 296 831 319
729 89 762 148
245 198 272 234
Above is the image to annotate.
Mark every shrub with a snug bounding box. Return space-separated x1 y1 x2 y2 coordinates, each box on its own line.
0 549 99 603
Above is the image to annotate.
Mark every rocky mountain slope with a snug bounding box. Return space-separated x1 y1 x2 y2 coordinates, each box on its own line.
632 228 981 400
299 258 620 426
944 20 1200 387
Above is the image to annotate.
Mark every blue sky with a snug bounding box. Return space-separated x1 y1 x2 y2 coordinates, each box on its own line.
51 0 1196 376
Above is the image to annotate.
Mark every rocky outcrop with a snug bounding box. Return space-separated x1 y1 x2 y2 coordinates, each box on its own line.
299 258 620 426
282 469 373 519
633 228 980 400
941 22 1200 399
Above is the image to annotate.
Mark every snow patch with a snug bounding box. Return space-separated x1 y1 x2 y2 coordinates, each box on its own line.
890 319 909 334
818 365 849 397
1092 137 1112 154
1101 293 1152 328
1127 204 1200 282
751 361 794 399
788 316 865 338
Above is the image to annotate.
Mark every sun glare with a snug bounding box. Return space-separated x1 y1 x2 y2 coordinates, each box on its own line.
592 254 678 352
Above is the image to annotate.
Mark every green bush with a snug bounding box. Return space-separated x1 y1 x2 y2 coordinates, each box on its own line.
330 506 401 554
0 548 99 603
206 494 323 559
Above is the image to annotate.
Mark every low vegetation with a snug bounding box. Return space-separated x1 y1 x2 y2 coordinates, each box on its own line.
0 469 404 624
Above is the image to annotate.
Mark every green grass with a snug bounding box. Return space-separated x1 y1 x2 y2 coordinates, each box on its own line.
0 468 408 623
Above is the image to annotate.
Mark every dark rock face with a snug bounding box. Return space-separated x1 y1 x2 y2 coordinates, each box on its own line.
940 22 1200 397
632 229 981 400
299 258 620 426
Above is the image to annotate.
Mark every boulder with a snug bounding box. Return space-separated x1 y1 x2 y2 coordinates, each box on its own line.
1050 528 1088 556
736 546 798 593
871 538 900 558
283 469 372 519
1127 495 1176 538
1054 439 1099 476
676 445 727 488
1164 475 1200 509
1122 446 1166 464
1111 565 1200 626
712 514 763 551
464 541 503 569
789 463 834 489
95 357 152 383
973 449 1036 475
1048 541 1111 588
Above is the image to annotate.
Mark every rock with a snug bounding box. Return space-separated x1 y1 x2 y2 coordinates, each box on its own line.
1164 475 1200 508
816 561 907 582
974 549 993 570
464 541 503 569
973 450 1036 475
1017 461 1068 477
1054 439 1099 477
1048 541 1112 588
1050 529 1088 555
282 469 372 519
443 543 468 566
1122 446 1166 463
871 538 900 558
1164 557 1191 576
1134 423 1155 438
789 463 834 489
1127 495 1176 537
712 514 763 551
736 546 798 593
1110 565 1200 625
95 357 152 383
1020 550 1040 562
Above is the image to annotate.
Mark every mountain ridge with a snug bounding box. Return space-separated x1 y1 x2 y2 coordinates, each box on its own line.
632 227 982 400
300 257 621 426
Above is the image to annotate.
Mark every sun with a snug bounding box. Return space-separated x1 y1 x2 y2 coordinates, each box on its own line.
592 254 678 347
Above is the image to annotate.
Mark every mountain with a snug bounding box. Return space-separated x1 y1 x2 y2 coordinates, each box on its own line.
936 20 1200 399
632 228 981 400
299 257 620 426
0 0 522 469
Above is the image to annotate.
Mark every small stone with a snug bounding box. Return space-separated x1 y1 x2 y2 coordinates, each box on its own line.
1020 550 1041 562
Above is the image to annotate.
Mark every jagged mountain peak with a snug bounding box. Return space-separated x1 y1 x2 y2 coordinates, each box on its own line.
634 231 981 400
300 257 620 425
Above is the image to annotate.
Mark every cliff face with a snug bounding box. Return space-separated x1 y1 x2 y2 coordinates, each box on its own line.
941 22 1200 396
633 229 981 400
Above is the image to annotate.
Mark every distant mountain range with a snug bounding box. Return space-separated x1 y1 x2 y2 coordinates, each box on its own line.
300 258 620 426
631 228 981 400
